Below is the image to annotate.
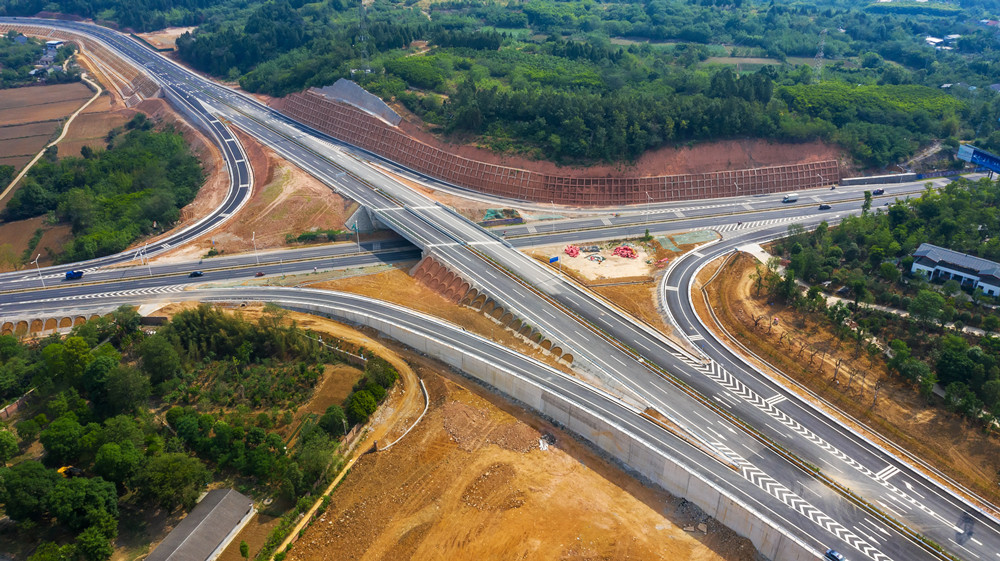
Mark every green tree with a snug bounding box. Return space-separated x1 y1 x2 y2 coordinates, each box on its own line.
39 416 84 467
0 460 60 521
318 404 347 437
240 541 249 560
138 335 182 385
76 525 114 561
47 476 118 532
908 289 944 324
942 279 961 297
138 452 211 511
105 366 151 415
862 190 872 214
0 430 17 466
94 441 142 489
27 542 77 561
344 390 377 426
879 262 900 283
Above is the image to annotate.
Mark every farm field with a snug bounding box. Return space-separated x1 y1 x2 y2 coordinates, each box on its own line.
0 83 93 175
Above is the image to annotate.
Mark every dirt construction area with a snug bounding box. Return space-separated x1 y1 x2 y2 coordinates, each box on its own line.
698 252 1000 507
284 349 758 561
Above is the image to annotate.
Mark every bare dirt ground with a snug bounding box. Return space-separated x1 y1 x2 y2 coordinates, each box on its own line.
285 351 758 561
524 235 707 355
135 26 196 50
56 93 134 159
150 127 354 264
308 268 576 377
699 253 1000 506
0 83 92 127
527 242 657 282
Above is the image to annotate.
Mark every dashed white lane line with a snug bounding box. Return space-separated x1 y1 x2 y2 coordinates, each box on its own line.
950 538 981 559
674 210 685 218
601 217 612 226
863 518 890 536
875 499 904 519
664 286 679 292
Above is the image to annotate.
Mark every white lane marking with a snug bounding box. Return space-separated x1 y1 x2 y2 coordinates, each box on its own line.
875 499 903 518
764 394 787 406
950 538 981 559
664 286 679 292
903 481 925 499
601 217 612 226
688 334 704 341
874 465 900 481
674 210 685 218
863 518 890 536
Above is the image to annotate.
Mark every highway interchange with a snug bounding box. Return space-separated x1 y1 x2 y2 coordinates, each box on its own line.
0 16 998 561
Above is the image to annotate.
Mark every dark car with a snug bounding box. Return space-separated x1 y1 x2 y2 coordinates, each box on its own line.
255 271 265 277
819 204 832 210
873 188 885 195
825 549 847 561
188 271 204 278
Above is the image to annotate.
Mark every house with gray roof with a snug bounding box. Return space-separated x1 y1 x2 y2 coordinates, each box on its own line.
146 489 254 561
911 243 1000 295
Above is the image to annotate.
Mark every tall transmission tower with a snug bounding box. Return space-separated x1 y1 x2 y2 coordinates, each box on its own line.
352 0 371 76
813 28 827 79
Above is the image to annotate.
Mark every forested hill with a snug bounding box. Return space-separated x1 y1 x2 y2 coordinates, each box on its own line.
11 0 1000 167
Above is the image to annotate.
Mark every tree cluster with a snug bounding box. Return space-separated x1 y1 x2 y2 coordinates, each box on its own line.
1 115 203 263
0 304 366 560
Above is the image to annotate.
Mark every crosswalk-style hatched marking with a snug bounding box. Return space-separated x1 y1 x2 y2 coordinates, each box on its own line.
712 443 893 561
712 214 820 234
668 349 949 531
28 285 185 304
20 266 100 282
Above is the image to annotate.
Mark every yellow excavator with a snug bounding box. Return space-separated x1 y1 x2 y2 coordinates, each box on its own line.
57 466 84 478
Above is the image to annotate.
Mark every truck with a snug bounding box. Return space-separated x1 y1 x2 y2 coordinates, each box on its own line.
782 193 799 203
64 270 84 280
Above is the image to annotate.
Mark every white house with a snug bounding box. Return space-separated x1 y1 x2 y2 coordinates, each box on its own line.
911 243 1000 296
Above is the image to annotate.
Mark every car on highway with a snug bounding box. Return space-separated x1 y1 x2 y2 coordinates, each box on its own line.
872 188 885 195
255 271 265 277
189 271 204 278
64 270 84 280
825 549 847 561
818 204 832 210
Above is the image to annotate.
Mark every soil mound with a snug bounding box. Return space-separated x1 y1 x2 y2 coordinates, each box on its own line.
461 463 525 511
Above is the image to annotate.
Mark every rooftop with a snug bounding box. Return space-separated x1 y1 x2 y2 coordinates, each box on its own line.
146 489 253 561
913 243 1000 278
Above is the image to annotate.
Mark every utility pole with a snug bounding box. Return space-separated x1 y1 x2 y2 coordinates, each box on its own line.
142 243 151 277
252 231 260 265
32 254 44 288
645 191 651 230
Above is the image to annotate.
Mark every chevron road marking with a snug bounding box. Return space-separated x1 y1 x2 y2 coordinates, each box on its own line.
667 349 954 534
18 285 186 304
711 442 892 561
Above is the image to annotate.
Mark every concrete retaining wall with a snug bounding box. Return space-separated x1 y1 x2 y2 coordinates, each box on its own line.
285 302 819 561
